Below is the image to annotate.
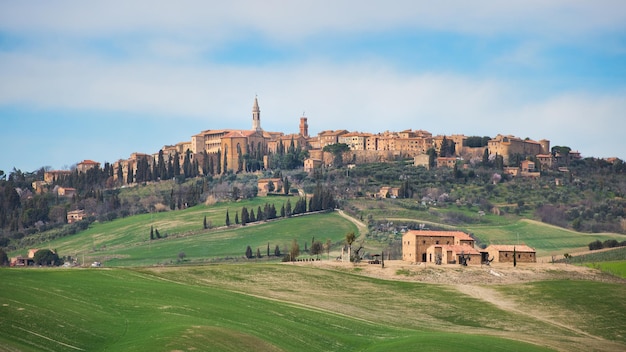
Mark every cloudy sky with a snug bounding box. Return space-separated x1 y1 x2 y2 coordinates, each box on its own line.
1 1 625 173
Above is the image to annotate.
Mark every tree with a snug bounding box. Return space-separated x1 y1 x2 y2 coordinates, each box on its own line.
482 147 490 166
178 251 186 262
245 245 253 258
267 180 275 193
513 246 517 267
310 241 323 259
274 244 281 257
150 225 154 240
203 215 207 230
256 247 261 258
216 149 222 174
267 242 270 257
241 206 249 225
283 176 290 195
173 151 181 176
325 239 332 260
0 248 8 266
249 209 256 222
33 249 61 266
235 212 239 225
225 210 231 226
289 239 300 261
286 199 292 217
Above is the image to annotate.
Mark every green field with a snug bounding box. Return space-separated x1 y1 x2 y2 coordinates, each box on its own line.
585 261 626 279
349 198 626 256
5 264 625 352
10 197 358 266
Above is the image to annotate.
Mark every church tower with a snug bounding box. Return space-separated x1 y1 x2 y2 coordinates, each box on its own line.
299 116 309 137
252 96 262 131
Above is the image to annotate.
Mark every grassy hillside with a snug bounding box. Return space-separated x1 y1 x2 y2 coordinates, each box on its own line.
2 264 625 351
0 266 543 351
349 199 626 256
9 196 358 266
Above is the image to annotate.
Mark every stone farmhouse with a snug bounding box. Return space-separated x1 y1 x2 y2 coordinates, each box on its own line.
402 230 536 265
402 230 477 264
484 244 536 263
67 209 86 224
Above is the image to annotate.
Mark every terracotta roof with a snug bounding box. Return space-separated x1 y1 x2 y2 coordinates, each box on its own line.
485 245 535 253
78 160 99 165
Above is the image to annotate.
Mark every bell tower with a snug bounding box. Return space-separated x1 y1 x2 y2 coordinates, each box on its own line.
299 116 308 137
252 96 262 131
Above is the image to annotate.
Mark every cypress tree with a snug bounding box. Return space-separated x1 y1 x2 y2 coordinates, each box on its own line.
225 210 231 226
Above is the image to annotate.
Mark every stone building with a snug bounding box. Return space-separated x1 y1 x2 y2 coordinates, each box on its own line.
487 135 550 165
484 244 536 263
76 160 100 173
67 209 86 224
402 230 475 263
44 170 72 183
304 158 322 172
426 244 482 265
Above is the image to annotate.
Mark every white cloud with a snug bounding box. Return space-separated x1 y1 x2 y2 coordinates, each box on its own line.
2 1 625 42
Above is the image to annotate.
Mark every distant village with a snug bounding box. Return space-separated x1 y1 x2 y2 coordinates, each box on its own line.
16 97 576 267
40 96 583 192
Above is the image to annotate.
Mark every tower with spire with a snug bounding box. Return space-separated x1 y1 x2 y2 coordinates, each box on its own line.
252 96 262 132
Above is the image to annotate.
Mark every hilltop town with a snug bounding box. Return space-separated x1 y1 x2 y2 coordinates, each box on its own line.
41 96 583 187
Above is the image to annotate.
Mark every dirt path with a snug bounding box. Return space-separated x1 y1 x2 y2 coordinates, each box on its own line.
335 209 368 238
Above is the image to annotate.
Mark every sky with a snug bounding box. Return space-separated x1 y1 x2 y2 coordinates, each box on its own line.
1 1 625 173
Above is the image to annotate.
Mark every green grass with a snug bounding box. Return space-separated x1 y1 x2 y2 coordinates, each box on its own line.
585 261 626 279
0 266 562 352
100 212 355 266
10 197 358 266
465 220 625 256
497 280 626 343
565 247 626 263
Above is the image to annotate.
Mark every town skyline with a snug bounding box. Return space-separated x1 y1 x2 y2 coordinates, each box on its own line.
1 1 625 172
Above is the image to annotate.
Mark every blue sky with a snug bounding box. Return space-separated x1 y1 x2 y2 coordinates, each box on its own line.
1 1 625 172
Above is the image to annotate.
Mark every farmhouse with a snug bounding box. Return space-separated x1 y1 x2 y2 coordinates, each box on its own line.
379 186 400 198
426 244 482 265
257 178 283 196
10 248 39 266
484 245 536 263
402 230 475 263
67 209 86 224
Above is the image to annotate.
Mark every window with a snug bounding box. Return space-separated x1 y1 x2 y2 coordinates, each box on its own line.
435 240 439 244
